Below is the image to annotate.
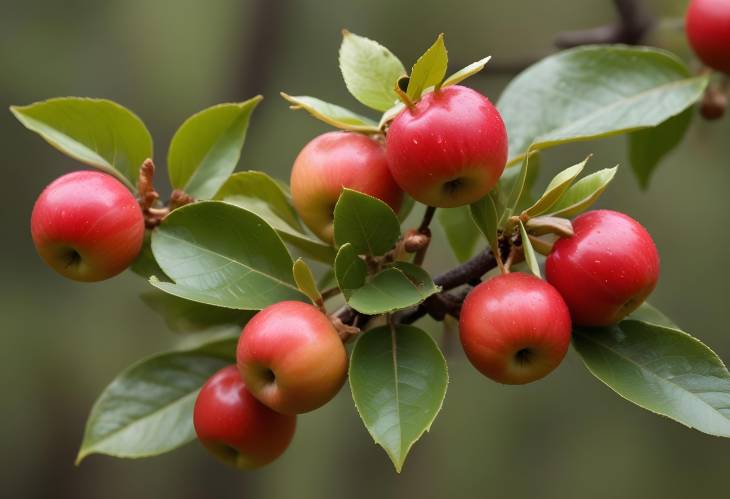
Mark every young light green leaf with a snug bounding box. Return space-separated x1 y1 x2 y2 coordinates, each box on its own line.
503 151 538 222
77 337 237 463
379 102 406 129
215 171 334 263
168 97 262 199
574 319 730 438
442 56 492 87
293 258 322 304
347 262 440 315
519 221 541 278
10 97 152 188
339 30 407 112
470 191 501 253
350 324 448 472
333 189 401 256
334 243 367 299
629 108 693 190
547 166 618 218
498 46 709 163
438 206 481 262
406 33 448 101
280 93 380 133
524 157 588 216
150 201 306 310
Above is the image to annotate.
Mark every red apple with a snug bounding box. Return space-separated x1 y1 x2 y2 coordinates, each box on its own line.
385 85 508 208
290 131 403 243
193 365 296 469
686 0 730 74
546 210 660 327
31 170 145 282
459 272 572 385
237 301 348 414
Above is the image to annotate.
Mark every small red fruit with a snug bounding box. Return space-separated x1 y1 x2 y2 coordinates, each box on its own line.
237 301 348 414
290 131 403 243
31 170 145 282
459 273 572 385
193 365 296 469
385 85 508 208
546 210 660 327
686 0 730 74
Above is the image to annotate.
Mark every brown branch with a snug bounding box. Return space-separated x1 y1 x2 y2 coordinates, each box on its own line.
555 0 653 48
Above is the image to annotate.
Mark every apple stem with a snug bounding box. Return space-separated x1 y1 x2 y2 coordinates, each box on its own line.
394 85 416 109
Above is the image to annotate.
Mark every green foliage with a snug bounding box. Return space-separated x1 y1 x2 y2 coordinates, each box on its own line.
438 206 481 262
339 30 406 111
77 337 237 463
406 33 448 101
150 201 306 309
524 157 588 216
470 191 501 255
518 221 540 277
280 93 380 133
10 97 152 188
574 319 730 438
442 56 491 87
349 324 448 472
334 243 367 299
167 97 261 199
333 189 401 256
292 258 322 304
546 166 617 218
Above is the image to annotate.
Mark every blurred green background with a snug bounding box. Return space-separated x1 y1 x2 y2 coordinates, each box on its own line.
1 0 728 498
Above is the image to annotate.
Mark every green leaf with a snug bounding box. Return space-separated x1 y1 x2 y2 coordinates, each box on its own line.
442 56 491 87
397 194 416 223
10 97 152 188
547 166 618 218
629 108 693 189
470 190 501 255
503 152 539 222
379 102 407 129
168 97 262 199
519 221 541 278
280 93 380 133
150 201 305 310
349 324 448 472
334 243 367 299
629 302 678 328
339 30 407 112
498 46 709 163
406 34 448 101
77 337 237 463
438 206 481 262
347 262 440 315
574 319 730 438
333 189 401 256
293 258 322 304
131 231 168 280
140 290 252 334
215 171 334 263
524 157 588 216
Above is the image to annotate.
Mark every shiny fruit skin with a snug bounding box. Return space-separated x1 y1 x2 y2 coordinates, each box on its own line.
290 131 403 242
193 366 296 469
385 85 508 208
459 273 572 385
686 0 730 74
546 210 660 327
237 301 348 414
30 170 144 282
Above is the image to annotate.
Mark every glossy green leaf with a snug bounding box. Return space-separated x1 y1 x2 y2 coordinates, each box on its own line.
10 97 152 187
629 108 693 190
442 56 491 87
397 194 416 223
470 191 501 253
379 102 406 129
280 93 379 133
406 34 448 101
519 221 541 277
438 206 480 262
350 324 448 472
574 319 730 438
339 30 407 112
333 189 401 256
215 171 334 263
293 258 322 304
629 302 678 328
503 152 539 222
77 337 237 463
498 46 709 163
348 262 440 315
547 166 617 218
131 232 168 280
334 243 367 299
140 290 251 334
150 201 305 310
524 157 588 216
168 97 262 199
